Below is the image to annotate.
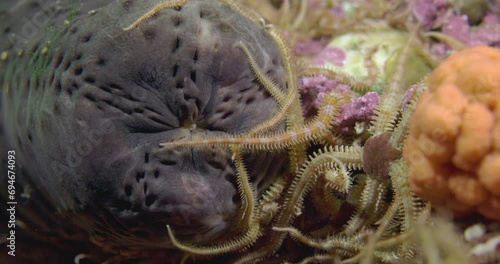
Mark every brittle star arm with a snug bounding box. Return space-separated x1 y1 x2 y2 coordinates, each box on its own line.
264 24 307 173
124 0 265 31
257 176 286 225
341 232 413 264
274 225 411 263
237 42 286 105
235 147 361 263
309 146 363 219
272 226 366 251
369 27 417 136
387 159 428 256
389 82 425 149
239 25 302 137
159 92 345 151
342 177 389 235
236 40 298 138
124 0 189 30
300 47 379 94
166 146 260 255
217 0 265 26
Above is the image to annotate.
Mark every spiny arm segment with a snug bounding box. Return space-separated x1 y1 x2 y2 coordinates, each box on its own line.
275 224 410 263
218 0 265 26
266 24 308 172
290 0 307 30
236 41 300 136
389 82 425 149
166 146 260 255
159 92 344 151
300 47 378 94
295 254 334 264
230 145 256 227
235 145 357 262
281 148 355 219
369 28 416 136
125 0 266 31
257 176 286 225
247 81 299 136
237 42 285 104
342 178 388 235
273 226 365 251
245 24 303 136
388 159 427 255
166 224 260 255
124 0 189 30
265 25 297 89
322 145 363 171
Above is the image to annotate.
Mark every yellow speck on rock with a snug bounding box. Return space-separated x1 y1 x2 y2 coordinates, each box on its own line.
1 51 8 61
42 47 48 55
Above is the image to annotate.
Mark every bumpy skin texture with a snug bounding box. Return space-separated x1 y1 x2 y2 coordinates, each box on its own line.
0 0 287 260
403 46 500 220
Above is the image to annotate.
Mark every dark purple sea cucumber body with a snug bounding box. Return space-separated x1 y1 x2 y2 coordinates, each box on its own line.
0 0 288 261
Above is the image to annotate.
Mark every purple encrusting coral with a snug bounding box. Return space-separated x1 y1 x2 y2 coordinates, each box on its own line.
309 46 347 66
294 0 348 57
412 0 500 48
299 75 379 135
295 39 327 56
402 84 418 112
442 14 500 47
411 0 449 30
402 83 427 112
299 75 351 116
336 92 379 134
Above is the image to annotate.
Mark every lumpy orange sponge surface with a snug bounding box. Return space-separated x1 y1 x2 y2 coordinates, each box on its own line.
403 46 500 220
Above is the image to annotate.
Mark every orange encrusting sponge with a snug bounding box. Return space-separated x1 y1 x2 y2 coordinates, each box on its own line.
403 46 500 220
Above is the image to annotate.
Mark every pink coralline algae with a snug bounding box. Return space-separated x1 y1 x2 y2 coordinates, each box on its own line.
299 75 351 117
402 83 426 111
412 0 500 48
336 92 380 135
299 74 380 135
295 39 327 56
309 46 347 66
411 0 449 30
442 14 500 48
